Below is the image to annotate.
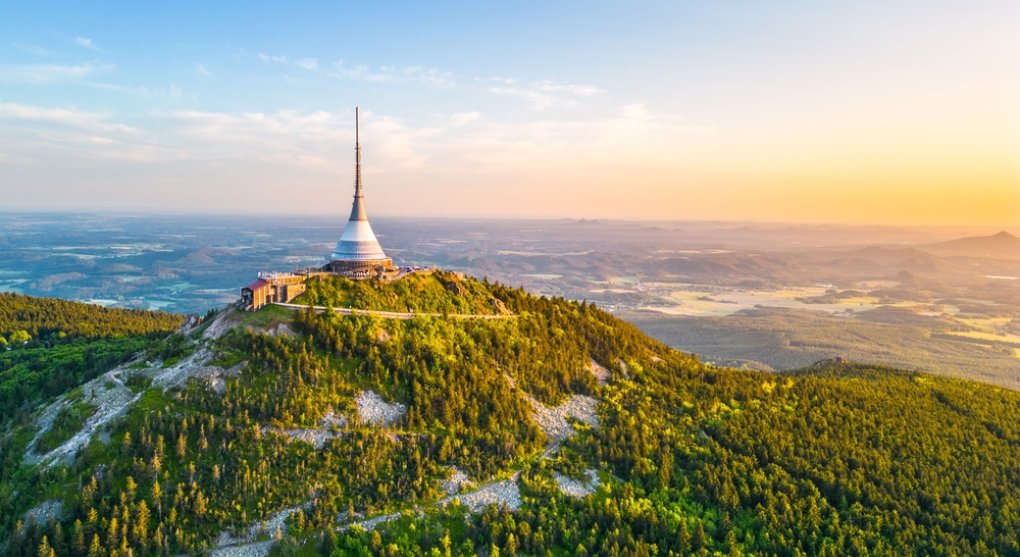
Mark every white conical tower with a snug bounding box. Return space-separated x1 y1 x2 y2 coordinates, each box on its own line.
327 107 393 275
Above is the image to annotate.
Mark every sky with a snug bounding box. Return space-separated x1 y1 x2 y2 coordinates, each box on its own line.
0 1 1018 226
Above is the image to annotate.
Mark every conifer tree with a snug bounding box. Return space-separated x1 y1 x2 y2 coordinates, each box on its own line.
73 519 86 553
87 534 102 557
36 535 54 557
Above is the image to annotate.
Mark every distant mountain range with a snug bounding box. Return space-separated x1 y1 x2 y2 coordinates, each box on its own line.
924 231 1020 259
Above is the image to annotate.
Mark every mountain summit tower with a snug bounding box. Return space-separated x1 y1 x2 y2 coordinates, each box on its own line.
325 107 395 278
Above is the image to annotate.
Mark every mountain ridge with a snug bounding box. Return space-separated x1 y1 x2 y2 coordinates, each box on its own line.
923 230 1020 259
2 277 1020 556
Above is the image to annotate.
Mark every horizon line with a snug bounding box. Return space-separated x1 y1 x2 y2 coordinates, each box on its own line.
0 208 1017 232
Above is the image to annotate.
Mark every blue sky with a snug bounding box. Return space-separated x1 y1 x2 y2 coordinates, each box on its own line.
1 1 1017 225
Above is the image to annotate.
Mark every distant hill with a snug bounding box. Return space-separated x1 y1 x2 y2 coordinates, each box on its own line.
829 246 944 273
924 230 1020 259
0 293 184 339
626 306 1020 388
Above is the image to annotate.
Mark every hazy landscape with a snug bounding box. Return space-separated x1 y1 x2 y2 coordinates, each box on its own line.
2 212 1017 387
4 1 1020 555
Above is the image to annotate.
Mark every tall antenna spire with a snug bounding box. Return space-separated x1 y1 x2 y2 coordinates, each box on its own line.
348 107 368 222
354 106 362 198
328 104 393 271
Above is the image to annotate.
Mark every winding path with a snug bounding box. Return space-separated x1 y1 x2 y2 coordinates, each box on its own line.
272 303 514 320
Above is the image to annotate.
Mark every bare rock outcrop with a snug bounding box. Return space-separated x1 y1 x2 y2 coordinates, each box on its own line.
554 469 600 498
356 391 406 426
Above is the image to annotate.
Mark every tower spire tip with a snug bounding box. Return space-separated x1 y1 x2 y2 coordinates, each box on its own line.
354 107 363 198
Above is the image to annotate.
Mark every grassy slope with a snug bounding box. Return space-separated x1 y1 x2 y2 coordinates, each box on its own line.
295 271 506 315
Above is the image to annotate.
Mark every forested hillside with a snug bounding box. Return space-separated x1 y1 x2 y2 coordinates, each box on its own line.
2 278 1019 557
0 296 184 426
0 293 184 340
0 297 186 557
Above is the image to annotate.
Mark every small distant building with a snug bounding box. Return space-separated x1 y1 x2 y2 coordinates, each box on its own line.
241 278 270 310
241 272 311 311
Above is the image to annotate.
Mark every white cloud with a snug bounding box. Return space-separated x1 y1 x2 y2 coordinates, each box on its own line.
163 104 704 172
0 102 178 163
1 104 347 166
332 61 455 88
379 103 713 173
168 109 348 164
617 102 714 134
0 95 713 191
74 36 102 51
533 81 604 98
258 53 289 64
477 76 518 85
13 43 55 56
0 102 133 133
162 108 439 170
294 58 319 71
620 103 651 120
451 112 481 125
195 63 211 76
256 52 455 87
0 62 113 83
488 79 605 110
87 81 193 103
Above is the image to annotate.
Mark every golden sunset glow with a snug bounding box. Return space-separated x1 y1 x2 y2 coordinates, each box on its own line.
0 2 1017 227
